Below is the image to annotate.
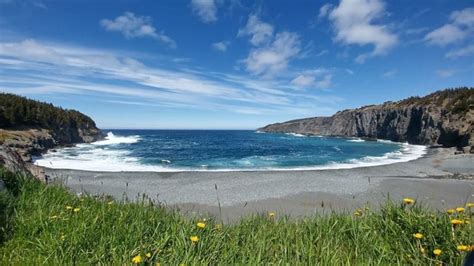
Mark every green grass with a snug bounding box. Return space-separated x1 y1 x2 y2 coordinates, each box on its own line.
0 169 472 265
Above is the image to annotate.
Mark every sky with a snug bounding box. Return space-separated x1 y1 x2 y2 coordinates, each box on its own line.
0 0 473 129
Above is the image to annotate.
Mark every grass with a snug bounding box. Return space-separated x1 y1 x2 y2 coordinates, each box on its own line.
0 168 472 265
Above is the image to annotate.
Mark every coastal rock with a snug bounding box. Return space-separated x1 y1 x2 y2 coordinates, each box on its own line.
259 88 473 151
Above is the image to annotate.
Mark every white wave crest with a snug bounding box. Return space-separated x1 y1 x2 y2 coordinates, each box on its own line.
285 133 305 137
348 138 365 142
92 132 140 146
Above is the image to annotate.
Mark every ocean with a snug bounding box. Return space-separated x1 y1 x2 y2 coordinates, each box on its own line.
34 130 427 172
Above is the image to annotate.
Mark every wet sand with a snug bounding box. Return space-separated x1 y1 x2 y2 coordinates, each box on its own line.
45 147 474 222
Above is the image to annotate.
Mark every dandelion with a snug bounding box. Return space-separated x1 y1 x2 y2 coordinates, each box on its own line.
451 219 463 225
73 208 80 212
433 249 441 256
145 252 152 258
66 206 73 210
354 210 362 217
447 209 455 214
403 198 415 204
190 236 199 243
197 222 206 229
457 245 469 252
132 255 142 264
467 202 474 208
456 207 465 213
268 212 276 218
413 233 423 239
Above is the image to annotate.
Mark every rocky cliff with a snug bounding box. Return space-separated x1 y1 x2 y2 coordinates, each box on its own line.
0 93 103 167
259 88 474 152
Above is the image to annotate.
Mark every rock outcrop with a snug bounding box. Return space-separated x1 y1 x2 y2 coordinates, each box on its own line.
259 88 474 152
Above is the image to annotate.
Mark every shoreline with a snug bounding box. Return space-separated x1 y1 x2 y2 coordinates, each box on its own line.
43 147 474 222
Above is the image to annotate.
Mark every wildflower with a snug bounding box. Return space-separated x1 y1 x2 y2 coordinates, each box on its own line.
446 209 455 214
73 208 80 212
457 245 469 252
197 222 206 229
451 219 463 225
190 236 199 243
66 206 73 210
467 202 474 208
456 207 465 213
268 212 276 218
354 210 362 217
403 198 415 204
145 252 152 258
131 255 142 264
433 249 442 256
413 233 423 239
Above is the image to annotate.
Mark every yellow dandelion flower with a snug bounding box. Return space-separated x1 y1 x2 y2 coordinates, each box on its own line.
467 202 474 208
446 209 455 214
131 255 142 264
433 249 442 256
65 206 73 210
268 212 276 217
197 222 206 229
456 207 465 213
403 198 415 204
413 233 423 239
457 245 469 252
73 208 80 212
451 219 463 225
190 236 199 243
145 252 152 258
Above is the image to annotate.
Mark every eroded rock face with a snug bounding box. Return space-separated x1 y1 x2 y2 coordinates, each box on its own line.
259 89 474 152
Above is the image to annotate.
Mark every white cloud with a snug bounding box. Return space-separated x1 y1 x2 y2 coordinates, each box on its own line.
446 44 474 59
321 0 398 62
244 31 301 77
424 24 467 46
212 41 229 52
191 0 218 23
100 12 176 48
291 69 332 89
318 4 333 19
436 69 456 78
0 39 340 116
424 7 474 46
238 15 274 46
382 69 397 78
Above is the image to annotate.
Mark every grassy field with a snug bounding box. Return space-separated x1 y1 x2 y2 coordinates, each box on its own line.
0 168 472 265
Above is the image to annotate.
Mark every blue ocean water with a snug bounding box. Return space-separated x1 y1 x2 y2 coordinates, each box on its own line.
34 130 426 172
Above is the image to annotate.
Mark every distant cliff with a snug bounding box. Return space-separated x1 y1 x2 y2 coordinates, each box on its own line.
259 88 474 152
0 93 103 162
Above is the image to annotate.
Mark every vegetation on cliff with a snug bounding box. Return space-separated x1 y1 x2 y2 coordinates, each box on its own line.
0 93 101 144
1 168 472 264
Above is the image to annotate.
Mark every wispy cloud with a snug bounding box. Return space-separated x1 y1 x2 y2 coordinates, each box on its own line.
100 12 176 48
212 41 230 52
446 44 474 59
238 15 274 46
291 68 332 89
382 69 397 78
0 39 339 117
320 0 398 63
191 0 218 23
436 69 456 78
424 7 474 46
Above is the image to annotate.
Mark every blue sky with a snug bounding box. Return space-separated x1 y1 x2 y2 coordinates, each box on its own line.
0 0 473 129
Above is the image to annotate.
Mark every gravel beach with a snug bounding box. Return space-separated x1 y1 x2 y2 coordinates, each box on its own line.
44 147 474 222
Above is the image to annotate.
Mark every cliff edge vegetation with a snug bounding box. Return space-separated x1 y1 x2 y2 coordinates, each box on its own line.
260 87 473 152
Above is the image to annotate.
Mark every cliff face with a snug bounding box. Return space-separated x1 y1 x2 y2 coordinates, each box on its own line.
259 88 474 152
